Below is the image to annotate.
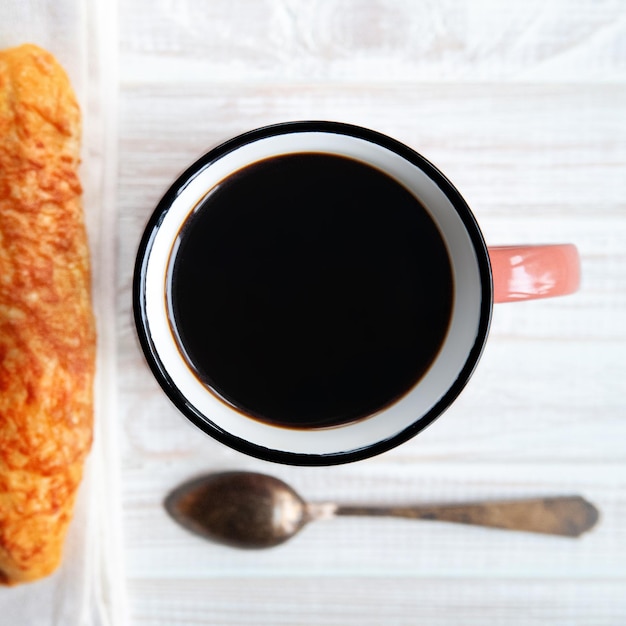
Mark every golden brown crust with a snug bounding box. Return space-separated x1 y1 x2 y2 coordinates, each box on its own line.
0 44 95 585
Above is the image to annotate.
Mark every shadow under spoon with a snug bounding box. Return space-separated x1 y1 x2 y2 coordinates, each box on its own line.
164 471 599 549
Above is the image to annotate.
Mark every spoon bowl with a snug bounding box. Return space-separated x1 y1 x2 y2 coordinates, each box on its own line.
165 472 309 548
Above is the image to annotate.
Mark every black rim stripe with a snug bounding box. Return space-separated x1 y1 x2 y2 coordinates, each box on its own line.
132 121 493 466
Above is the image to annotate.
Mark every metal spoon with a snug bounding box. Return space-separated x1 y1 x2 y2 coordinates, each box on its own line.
164 471 599 549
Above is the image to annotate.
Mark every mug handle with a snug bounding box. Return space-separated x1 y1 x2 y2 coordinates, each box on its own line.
488 244 580 303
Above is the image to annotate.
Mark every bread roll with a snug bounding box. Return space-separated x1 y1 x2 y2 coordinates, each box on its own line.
0 44 96 585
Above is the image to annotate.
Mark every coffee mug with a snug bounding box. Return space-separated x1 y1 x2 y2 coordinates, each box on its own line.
133 121 580 465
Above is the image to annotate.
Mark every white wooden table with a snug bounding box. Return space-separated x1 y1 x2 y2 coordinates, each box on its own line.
116 1 626 624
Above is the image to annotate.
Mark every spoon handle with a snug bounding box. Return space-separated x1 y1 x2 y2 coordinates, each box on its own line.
331 496 598 537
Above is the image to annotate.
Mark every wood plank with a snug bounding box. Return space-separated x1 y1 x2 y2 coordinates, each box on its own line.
126 577 625 626
117 83 626 340
117 337 626 464
119 460 625 581
119 0 626 84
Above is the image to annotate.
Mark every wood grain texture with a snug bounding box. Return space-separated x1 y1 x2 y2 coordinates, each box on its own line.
116 0 626 623
119 0 626 84
127 578 625 626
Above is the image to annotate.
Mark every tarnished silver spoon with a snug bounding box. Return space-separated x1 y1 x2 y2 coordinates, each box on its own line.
164 471 599 549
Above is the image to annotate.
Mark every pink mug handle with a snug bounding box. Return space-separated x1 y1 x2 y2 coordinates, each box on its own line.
488 244 580 303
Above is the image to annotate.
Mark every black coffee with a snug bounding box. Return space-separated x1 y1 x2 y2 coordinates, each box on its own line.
169 153 453 429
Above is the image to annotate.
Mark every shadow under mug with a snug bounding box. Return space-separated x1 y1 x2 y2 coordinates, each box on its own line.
133 121 580 466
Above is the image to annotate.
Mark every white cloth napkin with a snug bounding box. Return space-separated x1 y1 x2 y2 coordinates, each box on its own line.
0 1 127 624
